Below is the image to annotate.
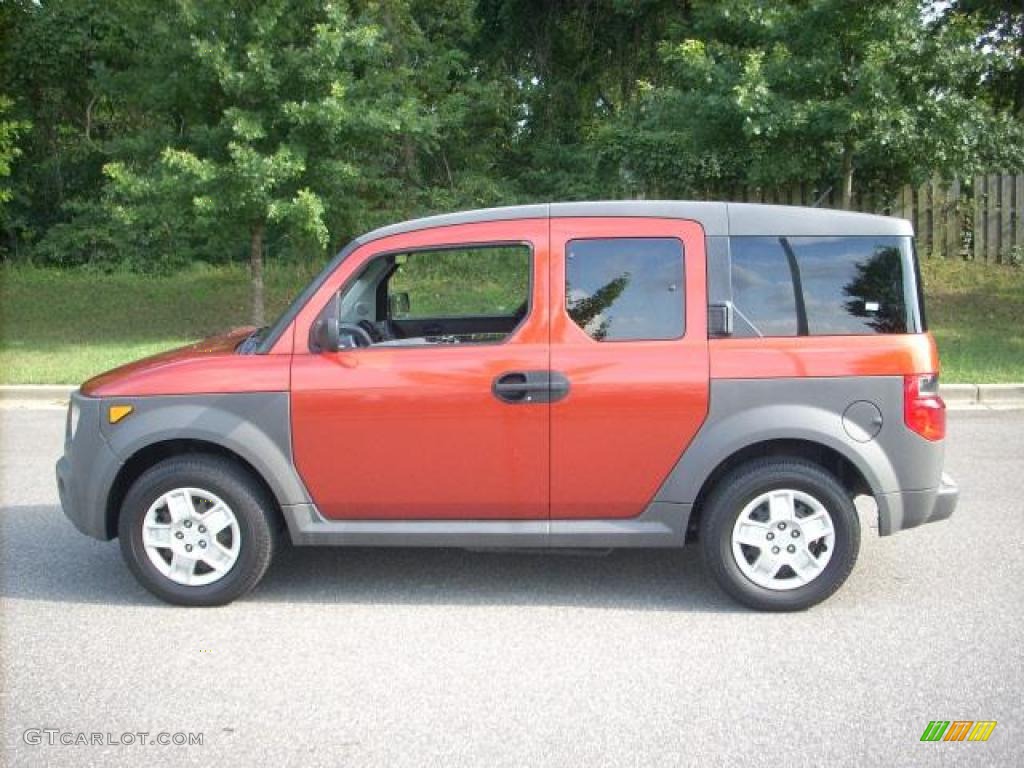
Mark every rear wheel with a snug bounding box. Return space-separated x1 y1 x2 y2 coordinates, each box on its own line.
700 458 860 611
119 455 279 606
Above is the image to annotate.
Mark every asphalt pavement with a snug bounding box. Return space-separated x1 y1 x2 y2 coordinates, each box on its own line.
1 405 1021 767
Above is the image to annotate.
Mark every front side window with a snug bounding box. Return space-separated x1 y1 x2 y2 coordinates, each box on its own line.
332 243 531 348
565 238 685 341
388 246 530 320
730 236 920 337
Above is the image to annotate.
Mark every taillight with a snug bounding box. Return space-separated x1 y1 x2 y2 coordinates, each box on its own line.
904 374 946 441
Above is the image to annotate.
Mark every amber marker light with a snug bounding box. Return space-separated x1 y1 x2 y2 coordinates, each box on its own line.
108 404 134 424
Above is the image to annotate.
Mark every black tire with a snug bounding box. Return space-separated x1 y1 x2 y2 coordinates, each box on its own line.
118 454 280 606
699 458 860 611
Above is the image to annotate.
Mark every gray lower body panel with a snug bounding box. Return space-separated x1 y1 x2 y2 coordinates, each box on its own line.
57 389 307 541
282 501 691 549
57 395 124 540
877 473 959 535
57 453 118 541
652 376 954 537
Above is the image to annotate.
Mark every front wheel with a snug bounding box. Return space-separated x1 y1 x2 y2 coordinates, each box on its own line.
118 455 280 606
699 458 860 611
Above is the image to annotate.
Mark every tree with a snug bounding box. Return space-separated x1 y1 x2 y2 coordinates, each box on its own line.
2 0 1022 274
951 0 1024 116
0 0 137 259
599 0 1024 203
101 1 423 323
476 0 686 200
0 96 27 216
94 0 503 323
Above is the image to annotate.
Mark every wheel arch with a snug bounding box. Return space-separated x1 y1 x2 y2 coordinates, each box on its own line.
105 438 284 540
686 438 873 540
98 392 310 539
654 399 900 539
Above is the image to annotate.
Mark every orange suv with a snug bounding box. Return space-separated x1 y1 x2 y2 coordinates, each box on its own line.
56 202 958 610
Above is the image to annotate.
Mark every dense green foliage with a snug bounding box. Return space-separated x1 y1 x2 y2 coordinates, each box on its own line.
1 1 1021 322
599 1 1023 203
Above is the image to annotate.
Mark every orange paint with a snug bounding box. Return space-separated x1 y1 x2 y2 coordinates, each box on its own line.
82 328 290 397
548 218 710 519
289 220 552 520
709 333 939 379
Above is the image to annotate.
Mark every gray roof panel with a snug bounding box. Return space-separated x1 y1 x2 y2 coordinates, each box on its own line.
726 203 913 237
357 200 912 244
549 200 729 235
359 203 550 244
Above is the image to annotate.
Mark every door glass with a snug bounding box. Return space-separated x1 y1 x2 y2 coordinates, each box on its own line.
565 238 685 341
336 243 531 347
389 245 530 319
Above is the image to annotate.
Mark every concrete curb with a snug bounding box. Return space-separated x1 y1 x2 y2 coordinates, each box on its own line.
940 383 1024 406
937 383 978 404
2 382 1023 407
0 385 76 402
976 383 1024 404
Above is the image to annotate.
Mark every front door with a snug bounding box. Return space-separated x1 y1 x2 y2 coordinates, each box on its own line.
289 220 550 520
549 218 710 519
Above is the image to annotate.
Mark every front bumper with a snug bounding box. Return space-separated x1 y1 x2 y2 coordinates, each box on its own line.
56 393 122 540
878 473 959 535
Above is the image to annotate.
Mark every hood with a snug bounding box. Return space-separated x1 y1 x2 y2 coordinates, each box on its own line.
81 327 262 397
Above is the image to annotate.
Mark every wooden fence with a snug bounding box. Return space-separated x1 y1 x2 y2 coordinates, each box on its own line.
719 173 1024 262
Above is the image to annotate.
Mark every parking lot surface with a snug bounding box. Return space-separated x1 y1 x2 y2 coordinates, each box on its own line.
1 406 1021 766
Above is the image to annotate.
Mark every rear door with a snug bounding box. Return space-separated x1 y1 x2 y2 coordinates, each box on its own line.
549 218 710 519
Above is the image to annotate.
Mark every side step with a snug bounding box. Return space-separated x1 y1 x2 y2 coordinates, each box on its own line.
465 548 614 557
280 502 692 549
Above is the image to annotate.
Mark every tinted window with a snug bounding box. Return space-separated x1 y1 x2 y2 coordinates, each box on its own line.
730 236 917 337
566 238 684 341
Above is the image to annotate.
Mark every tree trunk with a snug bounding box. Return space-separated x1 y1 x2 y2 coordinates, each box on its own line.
250 220 266 327
402 135 417 182
840 145 854 210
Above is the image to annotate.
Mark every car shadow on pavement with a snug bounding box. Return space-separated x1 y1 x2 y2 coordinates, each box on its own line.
0 504 742 613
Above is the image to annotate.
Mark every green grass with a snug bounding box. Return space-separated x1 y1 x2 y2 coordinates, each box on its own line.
920 259 1024 384
1 258 1021 385
0 262 319 385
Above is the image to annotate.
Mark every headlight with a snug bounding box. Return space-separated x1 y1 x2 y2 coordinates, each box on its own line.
68 400 81 442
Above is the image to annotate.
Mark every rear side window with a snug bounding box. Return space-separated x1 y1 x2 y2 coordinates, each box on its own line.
566 238 684 341
729 236 922 337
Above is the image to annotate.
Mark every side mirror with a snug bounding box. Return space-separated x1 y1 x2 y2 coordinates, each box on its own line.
388 291 411 318
311 295 341 352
